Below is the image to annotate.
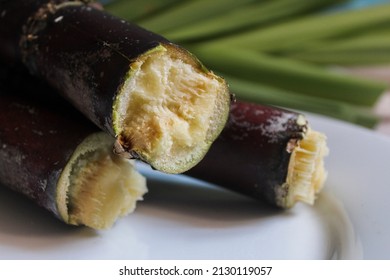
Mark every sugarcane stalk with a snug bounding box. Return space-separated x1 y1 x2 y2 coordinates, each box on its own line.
201 3 390 52
103 0 185 22
286 32 390 65
0 0 231 174
290 51 390 66
137 0 258 35
223 74 379 128
190 45 387 107
1 64 328 210
0 66 147 229
162 0 346 43
186 100 328 208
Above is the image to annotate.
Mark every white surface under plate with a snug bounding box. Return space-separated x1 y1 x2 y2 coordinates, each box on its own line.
0 113 389 260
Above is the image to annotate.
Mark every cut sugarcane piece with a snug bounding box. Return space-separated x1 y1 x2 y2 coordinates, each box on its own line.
111 44 229 173
0 0 230 174
186 101 328 208
0 67 147 229
58 133 147 229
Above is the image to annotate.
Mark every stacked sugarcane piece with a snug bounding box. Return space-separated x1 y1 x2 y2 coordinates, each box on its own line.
104 0 390 128
0 0 330 230
0 66 148 230
0 0 230 228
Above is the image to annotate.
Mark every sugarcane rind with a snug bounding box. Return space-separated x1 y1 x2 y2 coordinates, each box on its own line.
19 0 230 174
56 132 147 229
19 1 82 64
112 43 230 174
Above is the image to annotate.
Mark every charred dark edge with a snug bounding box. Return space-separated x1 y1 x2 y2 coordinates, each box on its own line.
0 66 99 220
186 101 308 208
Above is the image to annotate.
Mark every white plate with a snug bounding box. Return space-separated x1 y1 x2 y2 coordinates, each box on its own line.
0 114 389 260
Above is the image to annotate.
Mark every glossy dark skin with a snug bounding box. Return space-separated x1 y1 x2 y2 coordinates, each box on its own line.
0 65 306 209
0 0 187 135
0 0 305 208
186 101 307 208
1 0 220 174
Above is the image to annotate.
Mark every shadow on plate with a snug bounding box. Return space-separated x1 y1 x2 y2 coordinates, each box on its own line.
0 172 285 236
0 185 95 238
137 173 284 226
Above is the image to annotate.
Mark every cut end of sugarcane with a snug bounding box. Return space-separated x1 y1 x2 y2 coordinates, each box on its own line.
112 43 231 174
56 132 147 229
276 126 329 208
